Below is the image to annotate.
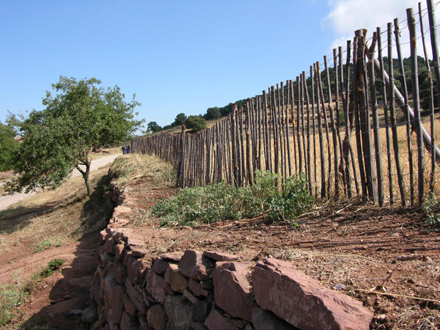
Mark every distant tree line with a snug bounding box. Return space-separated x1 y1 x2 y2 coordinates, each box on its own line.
146 55 436 135
145 98 249 134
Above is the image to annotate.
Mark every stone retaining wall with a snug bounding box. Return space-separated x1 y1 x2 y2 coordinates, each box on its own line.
87 184 373 330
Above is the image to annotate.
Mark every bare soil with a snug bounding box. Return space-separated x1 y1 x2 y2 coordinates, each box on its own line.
2 175 440 329
120 177 440 329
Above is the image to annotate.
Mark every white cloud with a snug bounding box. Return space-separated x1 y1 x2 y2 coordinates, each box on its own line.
322 0 440 58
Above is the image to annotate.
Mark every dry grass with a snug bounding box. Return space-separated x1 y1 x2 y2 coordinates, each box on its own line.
110 153 176 187
0 164 112 250
0 153 176 251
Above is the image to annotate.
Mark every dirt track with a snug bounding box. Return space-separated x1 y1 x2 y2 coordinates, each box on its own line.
0 154 120 211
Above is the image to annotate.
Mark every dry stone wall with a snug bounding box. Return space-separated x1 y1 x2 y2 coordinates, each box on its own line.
88 184 374 330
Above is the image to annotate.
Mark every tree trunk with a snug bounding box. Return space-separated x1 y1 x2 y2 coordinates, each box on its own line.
75 161 92 196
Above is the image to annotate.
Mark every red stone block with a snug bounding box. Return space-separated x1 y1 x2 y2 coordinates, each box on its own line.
164 263 188 293
147 304 167 330
212 262 256 322
178 250 213 281
204 308 240 330
152 257 169 275
252 258 373 330
203 251 238 262
145 269 167 305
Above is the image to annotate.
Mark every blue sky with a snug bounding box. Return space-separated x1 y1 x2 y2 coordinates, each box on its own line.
0 0 437 130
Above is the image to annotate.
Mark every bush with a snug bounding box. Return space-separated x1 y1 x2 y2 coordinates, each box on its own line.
423 192 440 226
0 122 20 172
38 259 65 278
266 173 313 221
151 171 313 226
185 116 207 133
204 107 221 120
172 113 187 127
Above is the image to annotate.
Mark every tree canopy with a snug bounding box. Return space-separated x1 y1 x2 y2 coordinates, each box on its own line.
0 122 20 172
172 113 187 127
147 121 162 133
185 116 206 133
5 76 144 196
204 107 221 120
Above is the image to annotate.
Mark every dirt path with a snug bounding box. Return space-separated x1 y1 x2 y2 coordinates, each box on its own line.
1 232 100 329
0 154 120 211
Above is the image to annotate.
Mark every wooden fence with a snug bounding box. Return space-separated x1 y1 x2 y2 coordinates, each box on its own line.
132 0 440 207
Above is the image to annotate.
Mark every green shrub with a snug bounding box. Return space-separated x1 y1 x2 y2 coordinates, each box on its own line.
423 192 440 226
34 238 62 253
151 171 313 226
0 122 20 172
267 173 313 222
38 258 66 278
0 284 28 327
185 116 207 133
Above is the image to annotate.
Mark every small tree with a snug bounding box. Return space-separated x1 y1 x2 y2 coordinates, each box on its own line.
0 122 20 171
172 113 187 126
185 116 206 133
204 107 221 120
147 121 162 133
6 76 144 196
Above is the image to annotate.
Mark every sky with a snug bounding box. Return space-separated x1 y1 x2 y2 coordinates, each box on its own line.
1 0 439 130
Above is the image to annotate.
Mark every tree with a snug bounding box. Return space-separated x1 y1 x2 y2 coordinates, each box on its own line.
0 122 20 171
172 113 187 126
147 121 162 133
204 107 221 120
5 76 144 196
185 116 206 133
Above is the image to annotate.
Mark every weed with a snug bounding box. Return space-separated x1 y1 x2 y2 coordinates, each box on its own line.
266 173 314 222
34 238 63 253
38 258 66 278
151 170 313 226
423 192 440 226
0 284 28 327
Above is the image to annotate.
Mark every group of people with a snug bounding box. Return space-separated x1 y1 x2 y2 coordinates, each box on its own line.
122 145 131 154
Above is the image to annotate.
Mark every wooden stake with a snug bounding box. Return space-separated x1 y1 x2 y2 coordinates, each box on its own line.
420 2 436 193
315 63 326 198
368 32 384 206
387 22 406 206
377 27 394 205
407 8 424 205
395 18 414 206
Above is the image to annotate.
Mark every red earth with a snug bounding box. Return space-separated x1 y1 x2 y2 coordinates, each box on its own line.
2 176 440 329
